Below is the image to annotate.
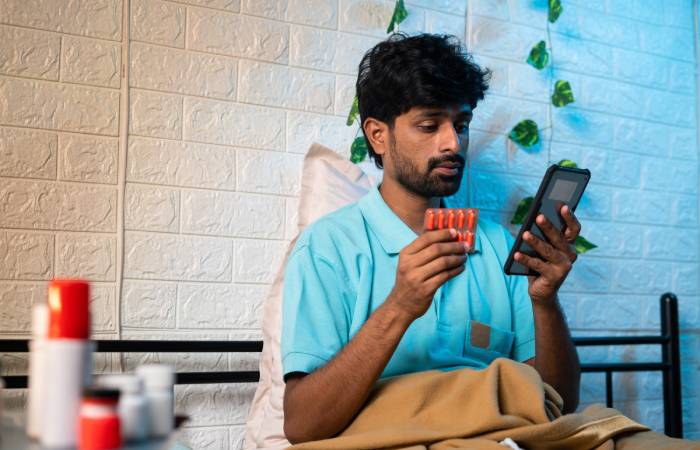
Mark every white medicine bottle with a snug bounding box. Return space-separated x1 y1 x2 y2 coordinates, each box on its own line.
96 374 148 442
135 364 175 438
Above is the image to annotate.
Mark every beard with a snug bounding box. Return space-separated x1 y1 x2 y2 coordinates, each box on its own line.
388 134 465 198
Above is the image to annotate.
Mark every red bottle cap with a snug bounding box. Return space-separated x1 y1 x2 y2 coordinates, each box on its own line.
47 279 90 339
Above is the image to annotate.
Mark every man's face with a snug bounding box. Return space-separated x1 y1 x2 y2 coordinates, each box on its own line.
384 104 472 198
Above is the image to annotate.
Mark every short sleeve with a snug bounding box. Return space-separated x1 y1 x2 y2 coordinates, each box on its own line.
503 229 536 362
281 244 352 380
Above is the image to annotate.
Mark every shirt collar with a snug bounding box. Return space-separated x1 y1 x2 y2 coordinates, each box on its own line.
358 185 482 255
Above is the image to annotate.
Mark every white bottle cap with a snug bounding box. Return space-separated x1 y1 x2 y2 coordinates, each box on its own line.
135 364 175 390
31 304 49 339
96 374 143 395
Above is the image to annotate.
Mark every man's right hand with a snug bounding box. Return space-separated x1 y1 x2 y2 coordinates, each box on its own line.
386 228 469 320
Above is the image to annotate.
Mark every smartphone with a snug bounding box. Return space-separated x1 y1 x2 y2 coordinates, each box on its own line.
504 164 591 276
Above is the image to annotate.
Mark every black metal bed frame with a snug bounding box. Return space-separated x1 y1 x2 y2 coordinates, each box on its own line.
0 292 683 438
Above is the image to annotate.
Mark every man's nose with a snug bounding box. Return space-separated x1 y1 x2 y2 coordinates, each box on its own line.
441 124 462 153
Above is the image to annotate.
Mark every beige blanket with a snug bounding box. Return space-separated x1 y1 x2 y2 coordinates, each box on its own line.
288 358 698 449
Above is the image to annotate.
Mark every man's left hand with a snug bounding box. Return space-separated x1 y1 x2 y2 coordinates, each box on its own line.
514 205 582 306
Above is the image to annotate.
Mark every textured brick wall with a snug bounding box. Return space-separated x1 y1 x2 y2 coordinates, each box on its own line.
0 0 698 447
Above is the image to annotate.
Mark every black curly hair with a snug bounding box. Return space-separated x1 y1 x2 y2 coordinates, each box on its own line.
356 33 491 169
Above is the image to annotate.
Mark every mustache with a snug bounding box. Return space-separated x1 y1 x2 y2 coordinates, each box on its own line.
427 154 466 171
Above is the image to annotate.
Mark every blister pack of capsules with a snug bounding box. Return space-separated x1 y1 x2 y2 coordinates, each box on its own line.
424 208 479 253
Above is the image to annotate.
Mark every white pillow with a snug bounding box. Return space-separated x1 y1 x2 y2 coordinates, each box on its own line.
244 143 379 449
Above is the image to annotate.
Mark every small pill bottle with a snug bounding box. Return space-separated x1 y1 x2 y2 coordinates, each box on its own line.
96 374 148 442
135 364 175 438
78 387 122 450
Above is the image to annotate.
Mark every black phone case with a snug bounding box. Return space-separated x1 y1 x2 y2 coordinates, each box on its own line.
504 164 591 276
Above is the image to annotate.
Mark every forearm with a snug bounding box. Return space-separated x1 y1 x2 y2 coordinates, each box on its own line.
532 297 580 413
283 301 413 443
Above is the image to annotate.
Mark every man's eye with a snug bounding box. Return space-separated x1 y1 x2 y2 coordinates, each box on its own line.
418 124 437 132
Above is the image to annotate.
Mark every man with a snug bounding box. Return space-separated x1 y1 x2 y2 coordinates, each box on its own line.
281 33 581 444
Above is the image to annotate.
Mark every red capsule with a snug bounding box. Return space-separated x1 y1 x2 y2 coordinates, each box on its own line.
447 210 455 228
467 209 476 230
425 210 435 230
464 231 475 249
436 209 445 229
457 210 466 228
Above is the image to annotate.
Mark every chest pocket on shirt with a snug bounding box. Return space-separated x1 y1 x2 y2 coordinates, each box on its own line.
464 320 515 362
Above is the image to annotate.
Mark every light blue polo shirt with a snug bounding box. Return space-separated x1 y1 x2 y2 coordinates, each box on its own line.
281 186 535 380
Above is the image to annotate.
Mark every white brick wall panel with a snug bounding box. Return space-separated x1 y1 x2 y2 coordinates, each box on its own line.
170 0 239 11
396 6 425 35
578 220 643 259
129 89 183 139
238 60 334 113
181 190 284 239
612 118 671 157
236 149 303 196
472 55 508 97
183 98 284 150
287 111 357 155
61 35 121 88
551 108 614 149
645 89 695 128
0 76 119 136
471 0 508 20
0 25 60 80
578 76 643 120
233 239 287 283
578 295 643 329
187 7 289 63
289 25 336 72
470 130 507 173
177 282 267 328
130 43 237 101
55 233 117 281
471 170 539 211
549 33 613 79
58 134 118 184
179 427 230 450
612 190 676 225
669 128 698 161
638 24 694 62
0 179 117 232
424 9 465 38
470 16 542 62
334 74 357 117
641 157 698 194
673 262 700 296
0 0 122 41
175 384 256 426
287 0 338 29
0 283 45 332
122 280 177 328
127 137 236 190
90 284 117 332
611 260 673 295
506 139 550 176
339 0 394 38
644 227 698 262
673 195 698 227
612 48 670 89
508 62 550 103
550 144 642 189
124 231 233 282
125 183 180 233
0 127 57 180
0 231 53 280
406 0 466 15
241 0 288 20
131 0 185 48
120 331 228 371
668 61 696 94
334 32 380 75
472 95 548 136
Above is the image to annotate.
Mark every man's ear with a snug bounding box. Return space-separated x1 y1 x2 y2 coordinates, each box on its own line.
363 118 389 159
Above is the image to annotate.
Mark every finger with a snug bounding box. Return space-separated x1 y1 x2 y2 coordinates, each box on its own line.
418 253 468 282
405 228 458 254
425 263 466 289
412 241 468 267
523 230 569 264
534 214 573 257
514 251 549 275
561 205 581 241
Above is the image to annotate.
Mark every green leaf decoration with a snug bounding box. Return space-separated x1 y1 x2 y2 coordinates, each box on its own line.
551 80 575 107
509 119 540 148
527 40 549 70
548 0 562 23
386 0 408 33
346 96 359 126
558 159 578 168
350 136 368 163
574 235 597 254
511 196 534 225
